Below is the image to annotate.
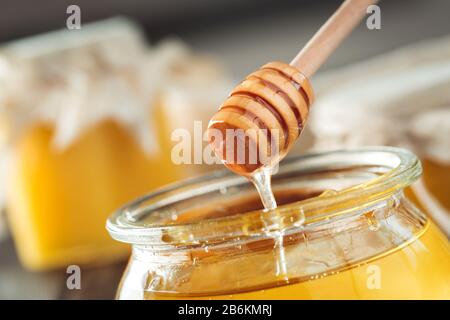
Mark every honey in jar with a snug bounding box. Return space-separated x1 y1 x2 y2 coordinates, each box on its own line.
107 147 450 299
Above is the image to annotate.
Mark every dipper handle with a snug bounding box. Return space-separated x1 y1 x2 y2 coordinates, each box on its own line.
291 0 379 77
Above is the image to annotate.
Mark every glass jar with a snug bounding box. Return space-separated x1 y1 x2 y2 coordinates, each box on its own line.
1 20 231 270
7 117 180 270
107 147 450 299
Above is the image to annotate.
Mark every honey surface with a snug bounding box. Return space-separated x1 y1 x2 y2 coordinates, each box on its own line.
175 188 321 224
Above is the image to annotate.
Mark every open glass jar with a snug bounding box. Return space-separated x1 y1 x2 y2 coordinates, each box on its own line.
107 147 450 299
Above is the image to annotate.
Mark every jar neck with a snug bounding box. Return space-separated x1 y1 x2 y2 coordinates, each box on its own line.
131 190 427 263
107 147 423 250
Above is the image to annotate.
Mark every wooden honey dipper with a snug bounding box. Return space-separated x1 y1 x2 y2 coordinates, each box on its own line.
208 0 378 179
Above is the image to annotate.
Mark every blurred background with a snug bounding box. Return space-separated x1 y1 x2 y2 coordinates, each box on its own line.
0 0 449 299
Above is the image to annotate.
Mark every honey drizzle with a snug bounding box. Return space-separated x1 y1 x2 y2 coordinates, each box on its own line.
250 168 289 280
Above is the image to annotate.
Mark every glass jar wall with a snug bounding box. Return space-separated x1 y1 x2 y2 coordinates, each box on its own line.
107 147 450 299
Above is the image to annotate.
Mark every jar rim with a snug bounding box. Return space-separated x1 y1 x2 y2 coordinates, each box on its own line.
106 146 421 246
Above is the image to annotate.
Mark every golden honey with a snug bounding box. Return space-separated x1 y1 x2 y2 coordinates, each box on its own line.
7 112 182 270
108 148 450 300
146 222 448 300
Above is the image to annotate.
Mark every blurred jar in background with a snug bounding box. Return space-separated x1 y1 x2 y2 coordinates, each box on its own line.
309 36 450 236
152 41 233 175
0 18 231 270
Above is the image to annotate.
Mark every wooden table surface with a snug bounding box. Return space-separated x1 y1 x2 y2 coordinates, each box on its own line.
0 237 127 299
